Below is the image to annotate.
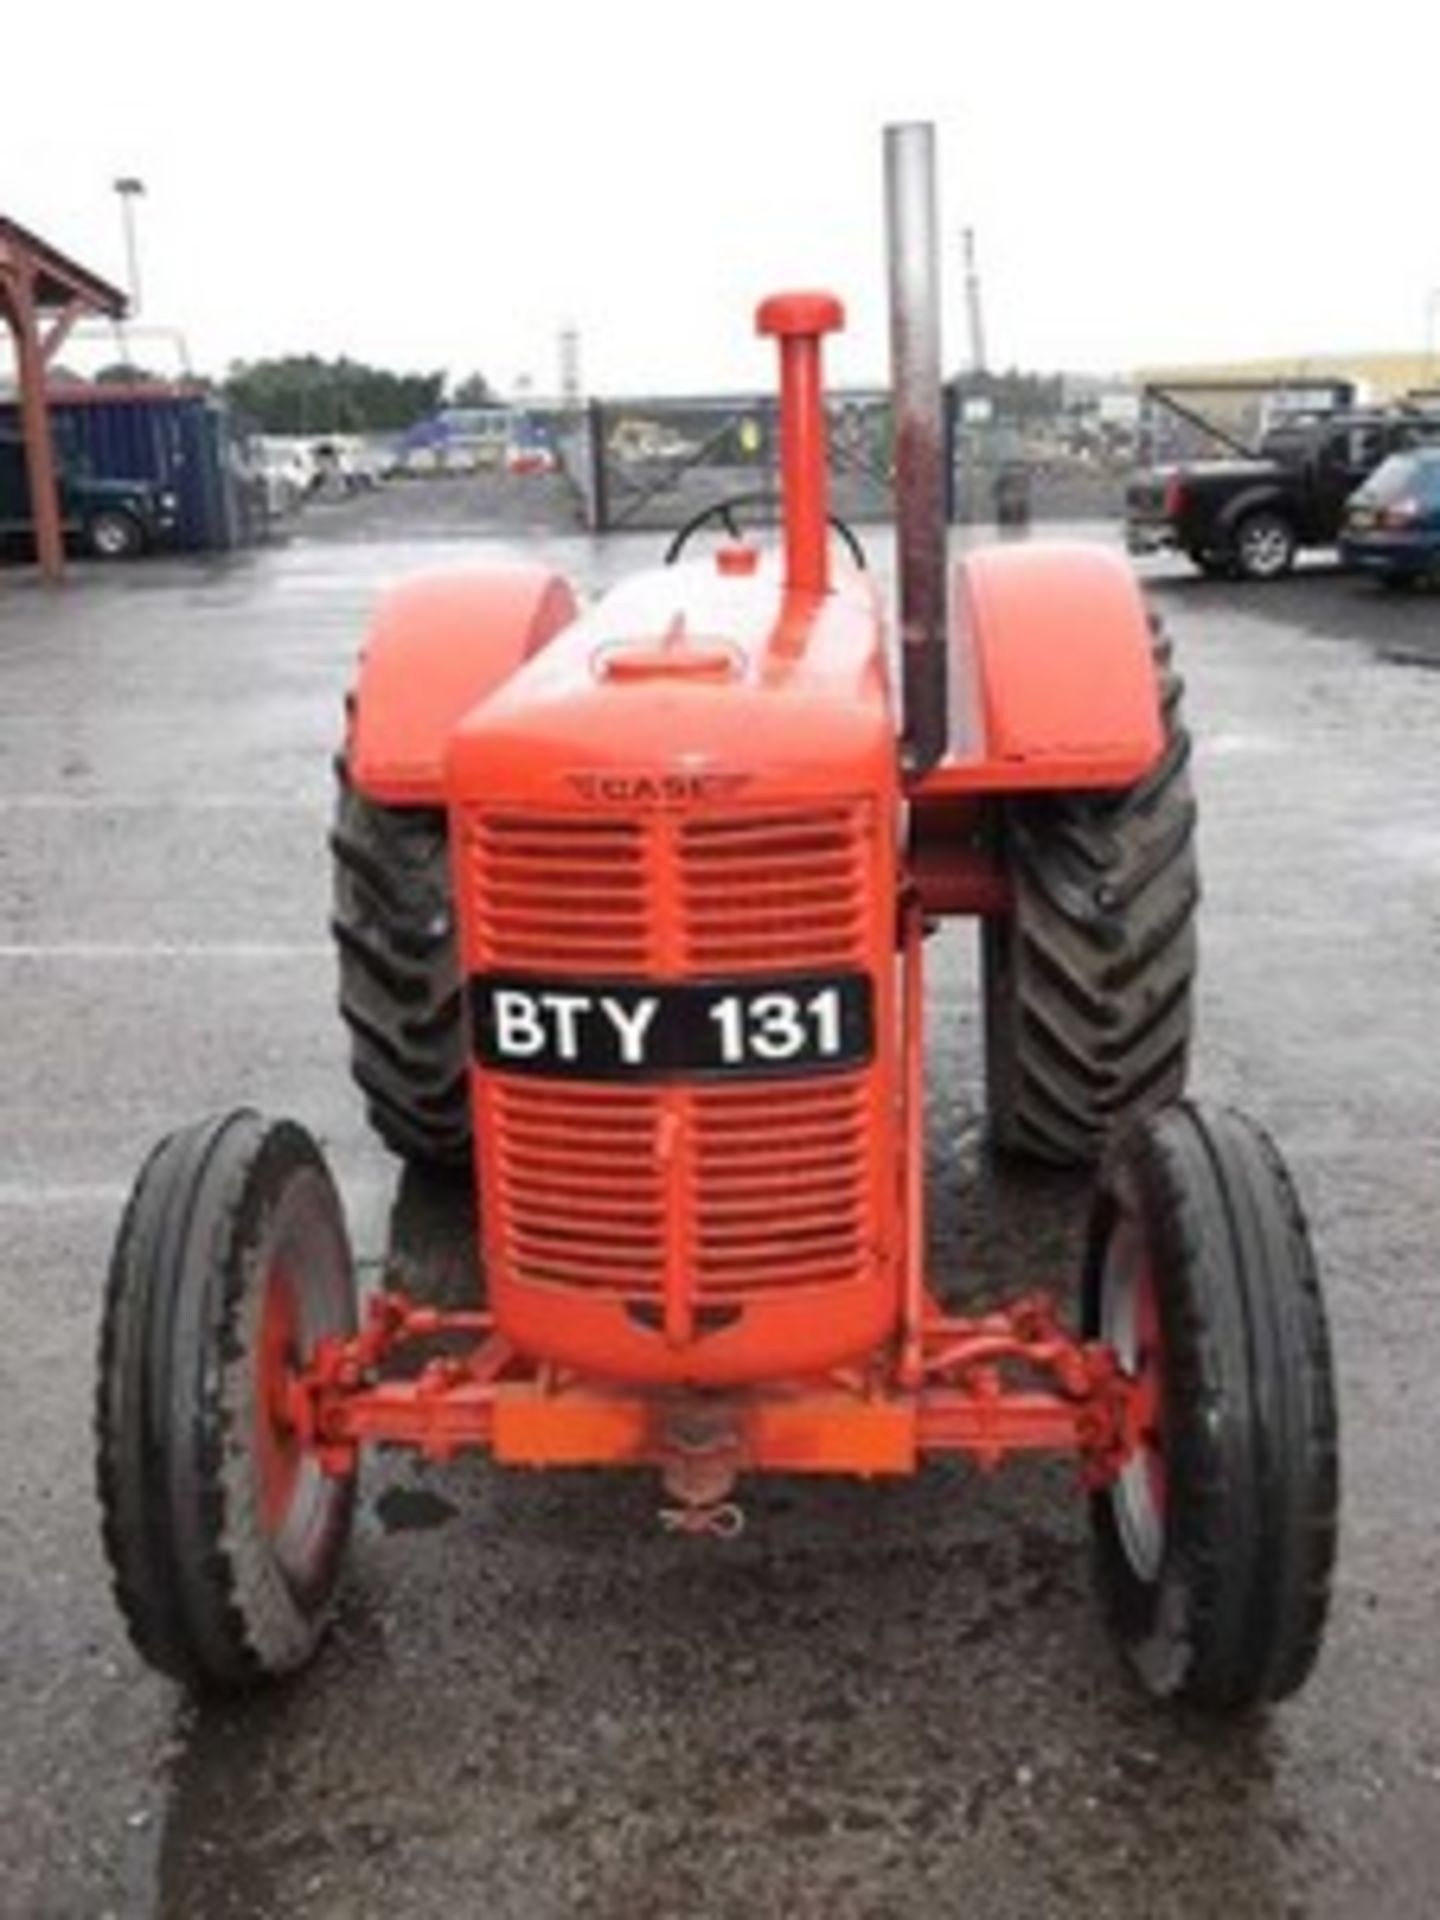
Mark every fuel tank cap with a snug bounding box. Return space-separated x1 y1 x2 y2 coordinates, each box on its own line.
595 614 741 684
598 642 739 684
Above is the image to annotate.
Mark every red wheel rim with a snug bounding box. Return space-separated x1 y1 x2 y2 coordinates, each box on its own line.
245 1161 355 1599
1133 1253 1167 1527
1101 1205 1167 1581
256 1259 305 1539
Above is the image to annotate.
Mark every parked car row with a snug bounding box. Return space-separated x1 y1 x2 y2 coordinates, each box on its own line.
251 435 396 518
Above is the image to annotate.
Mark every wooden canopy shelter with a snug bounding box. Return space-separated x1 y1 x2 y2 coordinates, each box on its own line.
0 218 127 580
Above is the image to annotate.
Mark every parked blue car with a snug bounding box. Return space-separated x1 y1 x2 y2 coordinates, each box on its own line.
1341 448 1440 586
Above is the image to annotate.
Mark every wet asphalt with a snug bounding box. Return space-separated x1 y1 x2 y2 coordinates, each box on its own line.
2 480 1438 1919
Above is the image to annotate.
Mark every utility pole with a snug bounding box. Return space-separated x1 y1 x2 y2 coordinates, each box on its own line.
559 324 582 412
113 177 145 312
962 227 987 376
111 177 144 371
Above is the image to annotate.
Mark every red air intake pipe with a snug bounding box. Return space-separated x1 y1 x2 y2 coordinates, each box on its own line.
756 290 844 596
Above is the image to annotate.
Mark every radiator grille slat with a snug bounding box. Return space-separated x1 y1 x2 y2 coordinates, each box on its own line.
680 808 870 976
690 1076 870 1296
471 815 650 973
492 1080 665 1293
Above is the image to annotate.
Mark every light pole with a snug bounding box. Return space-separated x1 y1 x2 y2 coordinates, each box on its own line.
113 176 145 314
1426 287 1440 385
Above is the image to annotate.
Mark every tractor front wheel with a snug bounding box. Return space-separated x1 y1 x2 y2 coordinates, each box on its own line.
96 1111 357 1692
1083 1102 1338 1711
983 623 1198 1167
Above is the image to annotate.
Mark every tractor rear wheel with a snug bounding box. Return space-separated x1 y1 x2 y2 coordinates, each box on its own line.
982 622 1198 1167
331 761 471 1169
96 1111 357 1692
1083 1103 1338 1711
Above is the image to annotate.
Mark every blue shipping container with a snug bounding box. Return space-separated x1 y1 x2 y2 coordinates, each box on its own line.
0 389 255 553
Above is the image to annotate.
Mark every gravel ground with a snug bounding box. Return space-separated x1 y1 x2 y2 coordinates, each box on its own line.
2 484 1438 1918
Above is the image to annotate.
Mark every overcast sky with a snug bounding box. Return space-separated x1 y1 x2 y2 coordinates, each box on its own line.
4 1 1439 398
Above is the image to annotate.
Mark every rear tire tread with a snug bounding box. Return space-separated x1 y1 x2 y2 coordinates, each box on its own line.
331 763 470 1167
985 621 1199 1165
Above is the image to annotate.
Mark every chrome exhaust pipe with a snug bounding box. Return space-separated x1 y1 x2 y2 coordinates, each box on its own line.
885 122 949 776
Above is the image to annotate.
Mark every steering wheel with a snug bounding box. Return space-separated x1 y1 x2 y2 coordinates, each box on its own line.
664 491 867 569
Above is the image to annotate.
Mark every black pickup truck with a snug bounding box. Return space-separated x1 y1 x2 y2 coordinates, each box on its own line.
1126 413 1440 580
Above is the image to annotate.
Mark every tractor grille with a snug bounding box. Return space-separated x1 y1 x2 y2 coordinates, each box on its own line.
468 801 877 1304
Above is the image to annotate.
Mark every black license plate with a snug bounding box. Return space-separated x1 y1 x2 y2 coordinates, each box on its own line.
470 972 873 1081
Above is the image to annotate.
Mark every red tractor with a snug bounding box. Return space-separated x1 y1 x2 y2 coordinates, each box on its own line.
97 127 1337 1711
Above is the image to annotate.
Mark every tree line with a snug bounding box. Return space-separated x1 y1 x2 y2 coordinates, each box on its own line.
222 357 495 434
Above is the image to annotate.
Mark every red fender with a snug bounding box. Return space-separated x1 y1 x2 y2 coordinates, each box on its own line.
916 543 1162 795
347 565 579 804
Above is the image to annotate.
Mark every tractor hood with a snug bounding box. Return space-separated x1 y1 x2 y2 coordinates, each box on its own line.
446 557 897 810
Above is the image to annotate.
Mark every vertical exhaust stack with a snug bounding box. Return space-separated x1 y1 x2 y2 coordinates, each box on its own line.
885 122 950 775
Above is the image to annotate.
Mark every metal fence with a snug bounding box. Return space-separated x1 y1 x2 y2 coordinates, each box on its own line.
554 386 1128 534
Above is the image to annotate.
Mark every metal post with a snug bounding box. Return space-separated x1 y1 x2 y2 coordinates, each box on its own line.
586 398 610 532
885 122 950 776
